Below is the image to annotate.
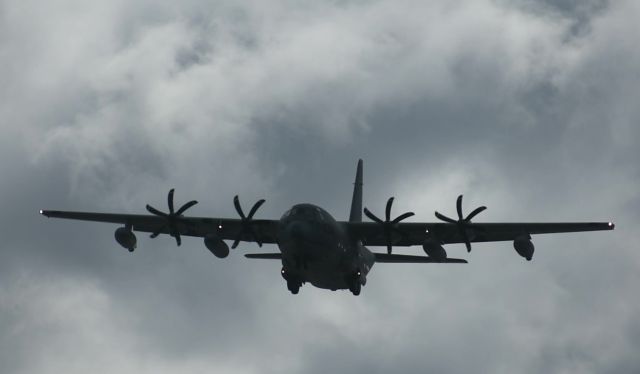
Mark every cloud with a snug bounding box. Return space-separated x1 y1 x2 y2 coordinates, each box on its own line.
1 0 639 373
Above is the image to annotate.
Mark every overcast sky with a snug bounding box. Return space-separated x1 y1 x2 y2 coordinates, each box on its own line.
1 0 639 372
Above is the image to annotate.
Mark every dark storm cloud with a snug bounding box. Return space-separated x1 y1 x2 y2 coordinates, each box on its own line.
1 0 639 373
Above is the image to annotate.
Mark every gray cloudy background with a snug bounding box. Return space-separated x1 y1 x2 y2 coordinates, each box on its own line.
1 0 639 372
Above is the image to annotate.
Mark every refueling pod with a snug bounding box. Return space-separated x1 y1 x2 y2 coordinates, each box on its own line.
422 238 447 261
513 234 534 261
115 226 137 252
204 234 230 258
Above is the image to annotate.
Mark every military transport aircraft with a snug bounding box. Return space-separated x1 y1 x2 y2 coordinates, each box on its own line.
41 160 614 295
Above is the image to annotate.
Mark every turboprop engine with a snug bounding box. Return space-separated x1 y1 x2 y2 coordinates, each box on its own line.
422 238 447 261
115 226 137 252
204 234 230 258
513 234 534 261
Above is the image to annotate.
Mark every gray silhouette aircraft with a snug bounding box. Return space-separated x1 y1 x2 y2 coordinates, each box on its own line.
41 160 615 295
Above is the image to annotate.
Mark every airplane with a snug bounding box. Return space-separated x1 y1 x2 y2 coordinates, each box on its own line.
40 159 615 295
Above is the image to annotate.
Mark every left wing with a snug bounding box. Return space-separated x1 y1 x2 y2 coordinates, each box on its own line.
347 221 615 247
40 210 279 244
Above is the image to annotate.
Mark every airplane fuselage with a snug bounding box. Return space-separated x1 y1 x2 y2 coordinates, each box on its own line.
277 203 374 294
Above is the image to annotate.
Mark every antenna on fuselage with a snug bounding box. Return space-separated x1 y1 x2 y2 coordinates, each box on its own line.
349 159 363 222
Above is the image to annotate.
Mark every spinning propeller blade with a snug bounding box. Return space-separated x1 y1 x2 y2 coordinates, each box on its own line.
231 195 266 249
364 197 414 254
146 189 198 246
435 194 486 252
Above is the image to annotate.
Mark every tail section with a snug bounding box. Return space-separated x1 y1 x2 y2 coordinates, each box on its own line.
349 159 363 222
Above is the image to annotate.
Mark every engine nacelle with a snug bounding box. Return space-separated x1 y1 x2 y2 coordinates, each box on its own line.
423 239 447 261
513 235 534 261
204 234 229 258
115 227 137 252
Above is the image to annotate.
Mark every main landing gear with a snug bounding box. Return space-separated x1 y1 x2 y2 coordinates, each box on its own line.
349 282 361 296
347 270 363 296
287 279 301 294
282 268 302 295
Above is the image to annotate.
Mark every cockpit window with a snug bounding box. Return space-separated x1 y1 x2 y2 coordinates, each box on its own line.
285 206 327 221
292 206 318 220
302 208 315 219
315 208 325 221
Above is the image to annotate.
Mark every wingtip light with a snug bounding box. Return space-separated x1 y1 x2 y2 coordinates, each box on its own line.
608 222 615 228
39 210 43 215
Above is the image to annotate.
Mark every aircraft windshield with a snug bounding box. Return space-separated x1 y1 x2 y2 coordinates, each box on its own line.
287 206 324 221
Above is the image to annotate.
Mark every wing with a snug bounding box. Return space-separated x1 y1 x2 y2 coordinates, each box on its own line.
245 253 282 259
372 253 467 263
347 221 615 247
40 210 279 244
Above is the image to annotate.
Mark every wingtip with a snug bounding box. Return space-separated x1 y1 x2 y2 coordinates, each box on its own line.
608 221 615 229
39 209 60 218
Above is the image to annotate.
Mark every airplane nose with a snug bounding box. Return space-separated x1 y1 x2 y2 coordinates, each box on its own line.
287 221 310 241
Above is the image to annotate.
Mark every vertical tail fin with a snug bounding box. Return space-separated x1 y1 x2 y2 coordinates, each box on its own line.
349 159 363 222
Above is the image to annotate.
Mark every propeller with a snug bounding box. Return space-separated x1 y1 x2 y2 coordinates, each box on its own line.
232 195 266 249
146 188 198 246
434 194 486 252
364 197 415 254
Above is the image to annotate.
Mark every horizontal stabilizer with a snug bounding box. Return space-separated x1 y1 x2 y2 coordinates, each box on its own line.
374 253 467 264
245 253 282 260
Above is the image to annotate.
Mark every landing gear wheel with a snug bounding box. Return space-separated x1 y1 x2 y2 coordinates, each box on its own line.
287 279 301 294
349 282 361 296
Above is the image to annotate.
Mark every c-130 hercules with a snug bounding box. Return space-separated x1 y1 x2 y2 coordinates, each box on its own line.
41 160 615 295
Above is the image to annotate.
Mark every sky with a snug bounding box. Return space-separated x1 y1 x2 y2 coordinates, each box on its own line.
1 0 639 372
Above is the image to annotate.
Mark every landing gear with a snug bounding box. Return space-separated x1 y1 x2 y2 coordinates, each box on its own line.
287 279 301 294
282 267 302 295
347 270 363 296
349 282 361 296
